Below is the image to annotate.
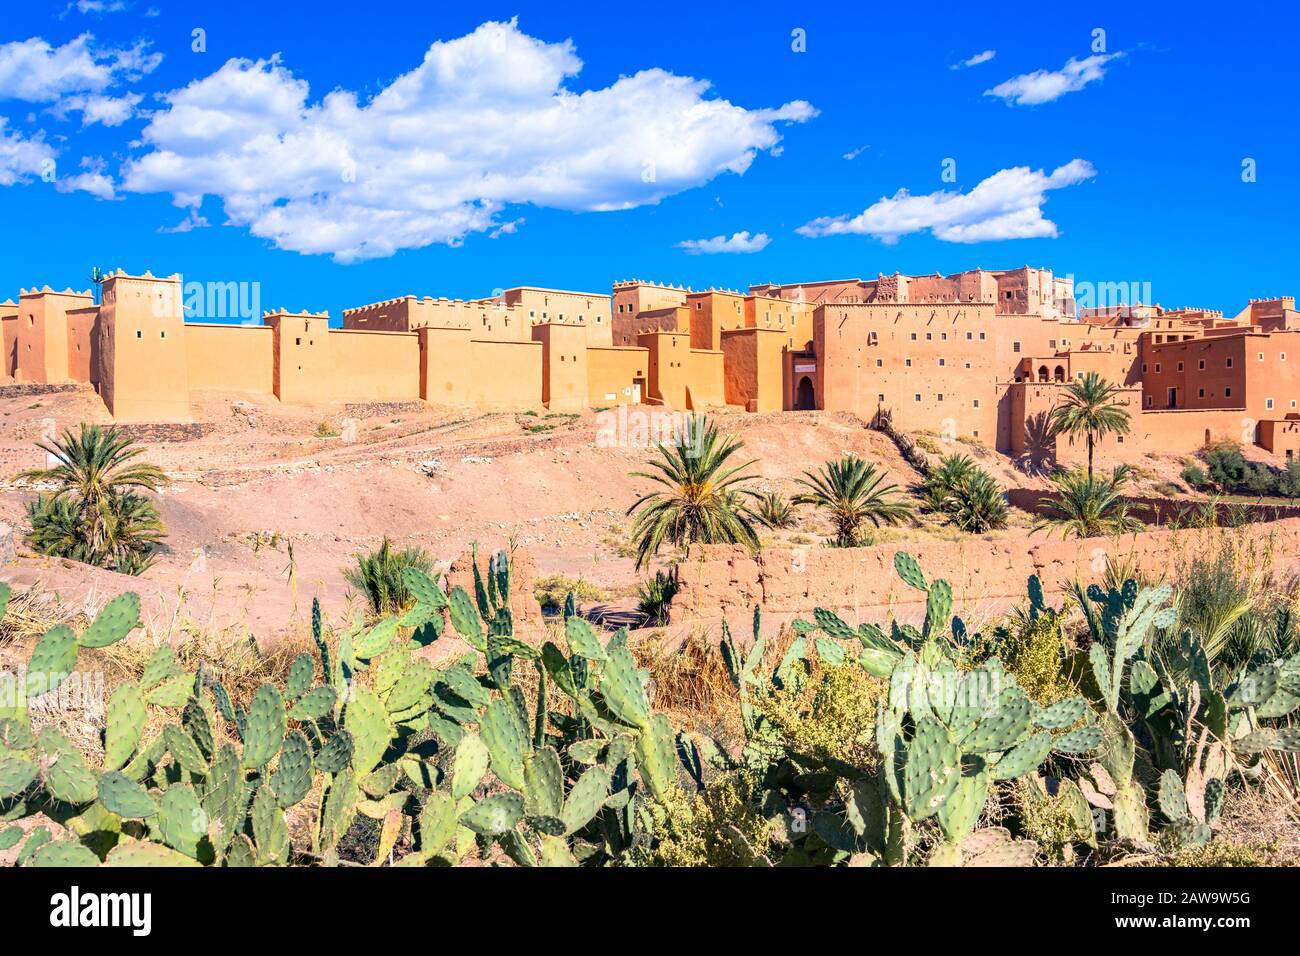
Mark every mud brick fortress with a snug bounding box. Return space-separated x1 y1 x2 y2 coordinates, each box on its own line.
2 266 1297 463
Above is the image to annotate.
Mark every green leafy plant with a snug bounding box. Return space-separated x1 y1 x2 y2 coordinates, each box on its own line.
755 491 796 529
793 455 913 548
20 423 168 575
343 538 434 616
626 415 760 569
1047 372 1131 479
924 455 1008 533
637 571 678 626
1033 466 1143 539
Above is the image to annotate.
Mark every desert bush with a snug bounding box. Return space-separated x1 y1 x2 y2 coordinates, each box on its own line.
626 414 760 568
755 492 796 529
313 421 340 438
1033 465 1144 538
924 455 1009 534
343 537 434 615
793 454 913 548
21 423 168 575
637 570 678 626
533 575 605 613
1181 462 1208 489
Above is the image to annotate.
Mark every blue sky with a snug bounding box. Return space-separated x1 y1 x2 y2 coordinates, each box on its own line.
1 0 1296 323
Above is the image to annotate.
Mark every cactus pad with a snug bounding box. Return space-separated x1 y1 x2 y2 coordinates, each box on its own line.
241 683 286 769
25 625 78 699
271 730 313 808
459 792 524 836
98 771 158 818
77 593 141 648
345 685 392 775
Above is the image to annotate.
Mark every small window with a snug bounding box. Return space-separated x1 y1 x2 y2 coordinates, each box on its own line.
1259 352 1265 361
1177 362 1183 371
914 394 921 402
938 358 946 367
1145 396 1153 407
926 332 933 341
910 332 917 341
1012 341 1020 353
295 337 301 345
1227 357 1233 368
1198 359 1205 370
940 332 947 341
936 393 944 402
1142 363 1148 373
878 394 885 402
875 358 883 368
1155 363 1162 373
136 330 142 339
965 331 973 340
1267 398 1274 410
1198 388 1206 398
1225 387 1233 397
905 359 912 367
979 332 986 340
972 399 980 408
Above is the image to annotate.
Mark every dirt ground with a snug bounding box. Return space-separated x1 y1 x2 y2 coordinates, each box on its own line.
0 384 1278 642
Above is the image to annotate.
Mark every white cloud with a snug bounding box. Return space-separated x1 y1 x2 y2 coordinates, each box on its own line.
489 217 524 239
0 118 56 185
55 154 116 199
985 53 1121 106
842 144 869 161
0 34 161 124
796 159 1095 244
677 230 771 255
950 49 996 70
67 0 130 14
120 19 815 262
158 208 210 233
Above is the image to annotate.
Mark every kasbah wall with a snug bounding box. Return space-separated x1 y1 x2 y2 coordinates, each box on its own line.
672 519 1300 628
3 263 1298 462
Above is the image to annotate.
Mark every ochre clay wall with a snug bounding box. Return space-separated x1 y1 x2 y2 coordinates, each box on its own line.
639 331 691 408
419 326 473 407
98 273 191 421
444 547 543 634
327 329 420 403
671 520 1300 625
185 324 275 395
533 322 588 412
721 327 785 412
265 313 331 405
64 306 99 385
586 346 647 406
686 348 725 408
466 340 542 409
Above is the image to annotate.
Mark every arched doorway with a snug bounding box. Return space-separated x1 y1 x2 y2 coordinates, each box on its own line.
795 375 816 410
1054 366 1065 382
1037 365 1050 382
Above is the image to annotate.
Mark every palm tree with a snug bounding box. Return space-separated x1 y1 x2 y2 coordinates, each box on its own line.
755 491 796 529
344 537 434 615
1033 465 1144 539
947 471 1009 534
1047 372 1131 479
923 453 978 512
793 455 913 547
626 415 760 569
21 424 168 573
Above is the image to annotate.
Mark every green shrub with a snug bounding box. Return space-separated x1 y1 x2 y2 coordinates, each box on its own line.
755 491 796 529
21 423 167 575
639 772 773 867
342 537 433 615
533 574 605 613
637 570 679 626
1181 462 1208 488
924 454 1008 533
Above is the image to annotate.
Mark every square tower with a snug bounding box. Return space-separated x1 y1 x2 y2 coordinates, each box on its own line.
98 271 191 420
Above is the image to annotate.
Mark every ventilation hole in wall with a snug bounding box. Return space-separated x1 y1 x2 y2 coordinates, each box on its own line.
136 330 142 338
